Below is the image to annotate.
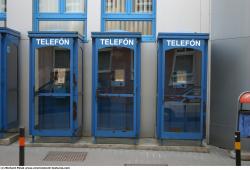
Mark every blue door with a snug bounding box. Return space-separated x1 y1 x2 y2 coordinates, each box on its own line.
92 32 141 138
32 46 73 135
95 47 136 137
157 33 209 140
5 40 19 129
0 28 20 137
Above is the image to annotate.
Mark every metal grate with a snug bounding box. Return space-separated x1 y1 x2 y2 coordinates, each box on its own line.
43 151 87 162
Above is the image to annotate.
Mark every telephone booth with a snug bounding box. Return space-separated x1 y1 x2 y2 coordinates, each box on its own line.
0 28 20 138
29 32 83 138
92 32 141 139
157 33 209 141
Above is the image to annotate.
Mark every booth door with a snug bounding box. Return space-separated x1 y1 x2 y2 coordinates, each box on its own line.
96 47 135 133
34 47 71 130
6 42 18 128
163 48 203 139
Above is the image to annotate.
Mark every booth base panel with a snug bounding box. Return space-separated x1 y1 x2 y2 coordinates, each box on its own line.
0 133 19 145
31 136 81 143
26 137 209 153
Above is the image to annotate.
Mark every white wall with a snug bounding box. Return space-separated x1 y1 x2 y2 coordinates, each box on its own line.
157 0 210 33
6 0 210 138
210 0 250 149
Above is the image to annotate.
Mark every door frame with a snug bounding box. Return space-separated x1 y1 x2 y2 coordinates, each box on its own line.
157 33 209 140
92 32 141 138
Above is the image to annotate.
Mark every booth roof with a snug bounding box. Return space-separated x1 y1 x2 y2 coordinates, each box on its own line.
0 27 20 37
158 32 209 40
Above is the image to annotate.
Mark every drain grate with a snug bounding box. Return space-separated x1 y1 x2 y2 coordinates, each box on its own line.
43 151 87 162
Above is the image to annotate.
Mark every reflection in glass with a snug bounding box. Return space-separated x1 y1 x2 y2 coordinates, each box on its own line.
39 21 84 35
164 48 202 133
7 44 18 125
0 20 5 27
97 97 133 131
34 47 71 130
105 0 126 13
97 47 134 131
39 0 59 13
105 20 152 36
98 47 134 94
35 96 70 129
133 0 152 13
66 0 85 13
35 47 70 93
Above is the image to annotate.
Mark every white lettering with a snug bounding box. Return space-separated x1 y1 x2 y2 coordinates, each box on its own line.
100 38 134 46
166 39 201 47
100 39 105 45
36 38 70 46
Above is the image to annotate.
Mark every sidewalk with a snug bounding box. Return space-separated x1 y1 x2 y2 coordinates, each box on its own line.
0 143 250 166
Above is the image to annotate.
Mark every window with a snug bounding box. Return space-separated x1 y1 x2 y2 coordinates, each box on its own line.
102 0 156 41
0 0 6 27
34 0 87 39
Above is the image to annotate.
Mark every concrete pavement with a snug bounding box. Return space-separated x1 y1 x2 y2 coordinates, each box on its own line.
0 143 250 166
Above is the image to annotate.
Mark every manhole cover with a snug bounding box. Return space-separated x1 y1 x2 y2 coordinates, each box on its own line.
43 151 87 162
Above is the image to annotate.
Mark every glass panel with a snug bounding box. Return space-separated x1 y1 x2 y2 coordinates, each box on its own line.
133 0 152 13
7 44 18 125
0 0 6 12
97 96 133 131
97 47 134 94
39 21 85 35
34 47 71 130
105 20 152 35
164 48 202 133
105 0 126 13
0 20 5 27
39 0 59 13
34 96 70 130
66 0 85 13
97 47 135 131
35 47 70 94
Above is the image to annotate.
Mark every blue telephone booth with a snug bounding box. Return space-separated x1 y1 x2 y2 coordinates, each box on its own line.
92 32 141 139
0 28 20 138
29 32 84 138
157 33 209 141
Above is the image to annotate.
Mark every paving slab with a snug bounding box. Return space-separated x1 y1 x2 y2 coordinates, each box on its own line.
1 143 250 166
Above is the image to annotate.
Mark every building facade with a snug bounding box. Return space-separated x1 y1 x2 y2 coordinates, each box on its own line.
210 0 250 150
3 0 214 143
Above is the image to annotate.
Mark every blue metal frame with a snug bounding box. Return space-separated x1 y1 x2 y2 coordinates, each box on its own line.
33 0 87 41
156 33 209 140
101 0 156 42
28 31 83 137
91 32 141 138
0 28 20 138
